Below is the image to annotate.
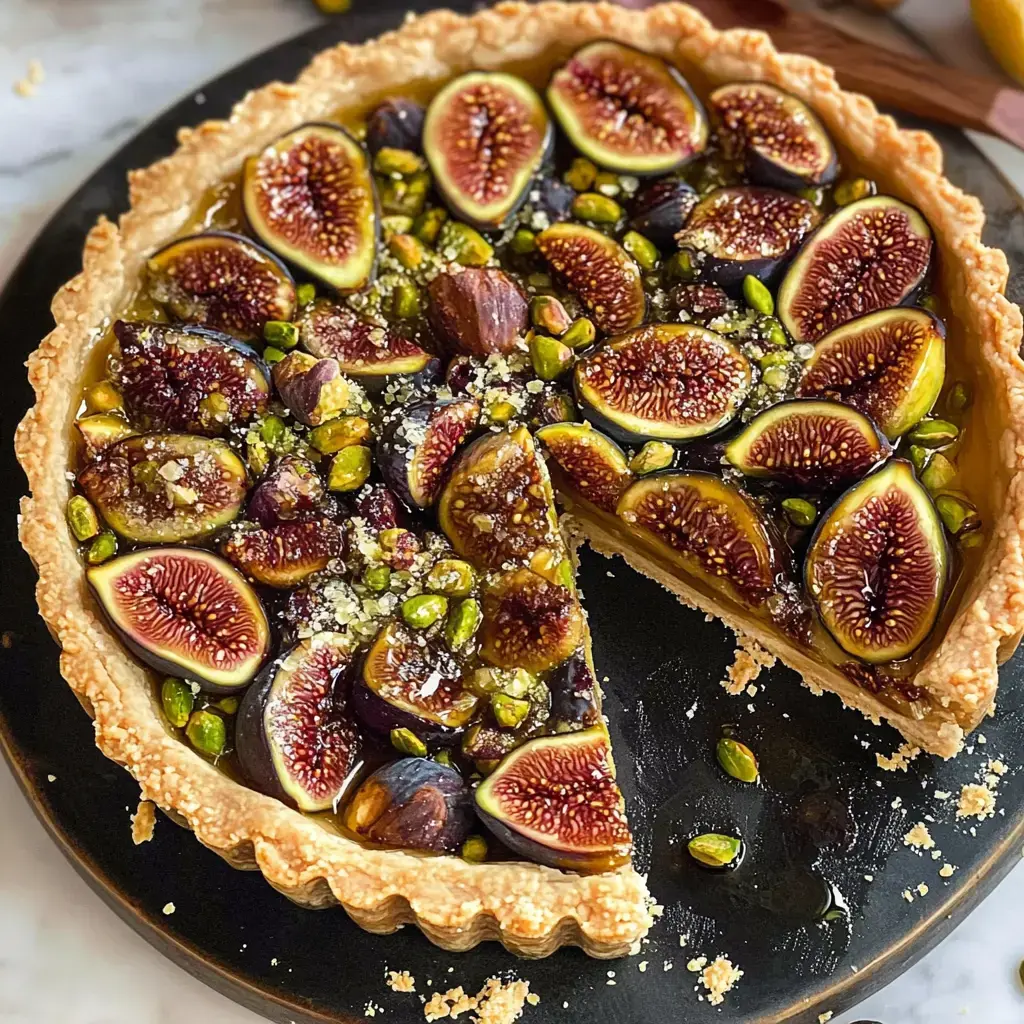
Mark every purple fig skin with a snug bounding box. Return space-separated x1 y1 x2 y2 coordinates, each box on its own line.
349 482 413 531
532 176 575 223
351 679 462 747
365 98 426 155
274 357 342 426
629 178 699 249
547 652 601 731
427 268 529 358
343 758 474 853
248 456 324 529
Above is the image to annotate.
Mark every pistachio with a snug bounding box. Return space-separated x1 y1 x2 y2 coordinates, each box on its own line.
373 146 425 177
759 350 791 370
433 749 455 769
667 250 697 282
554 558 575 590
326 445 372 491
263 319 299 349
935 494 980 537
510 228 537 254
572 192 622 224
907 419 958 447
381 214 414 239
530 295 572 336
907 444 931 475
161 678 194 729
798 185 826 206
67 495 101 541
391 278 423 319
390 727 428 757
716 737 759 783
761 317 789 347
564 156 597 192
388 233 427 270
594 170 621 194
86 531 117 565
688 832 741 868
460 834 489 862
296 282 317 307
781 497 817 527
630 440 674 475
186 709 227 757
484 398 518 425
83 380 123 414
491 692 531 728
621 230 659 272
309 415 372 453
960 528 985 548
562 317 597 350
438 221 494 266
466 666 535 699
445 597 482 651
198 391 231 427
762 365 789 390
259 414 288 446
216 696 240 715
947 381 971 413
426 558 476 597
530 334 573 381
743 275 774 316
920 452 956 493
379 171 430 218
833 177 876 206
412 206 448 245
362 564 392 592
402 593 449 629
246 442 270 477
263 345 286 364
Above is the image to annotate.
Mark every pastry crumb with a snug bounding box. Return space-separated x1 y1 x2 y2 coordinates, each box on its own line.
364 1001 384 1017
916 882 929 897
46 774 56 782
939 863 956 878
957 783 996 820
876 742 920 771
423 976 532 1024
903 822 935 850
723 634 776 694
387 970 416 993
819 1013 834 1024
686 956 708 972
131 799 156 845
12 58 44 97
638 961 648 972
162 902 175 915
699 956 742 1006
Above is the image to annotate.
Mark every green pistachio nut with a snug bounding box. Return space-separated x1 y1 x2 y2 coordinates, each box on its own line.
186 709 226 757
387 233 427 270
833 178 876 206
491 692 531 729
259 414 288 446
484 397 518 425
621 231 659 272
263 320 299 349
530 295 573 336
571 192 622 224
907 445 931 475
907 419 959 448
688 832 741 868
960 527 985 548
381 214 414 239
554 558 575 590
296 282 317 307
562 317 597 350
530 335 573 381
919 293 938 313
509 228 537 255
412 206 448 245
433 749 455 768
373 146 425 177
402 593 449 629
461 835 489 862
947 381 971 412
379 171 430 218
439 221 493 266
67 495 101 542
667 250 697 282
426 558 476 597
327 445 372 492
935 494 980 537
246 442 270 477
262 345 286 364
564 156 597 192
762 366 789 390
630 441 674 475
445 598 482 651
743 275 775 317
593 170 620 194
216 696 240 715
390 727 428 757
83 381 123 414
920 452 956 493
86 531 117 565
759 350 791 371
781 497 817 527
161 678 194 729
391 278 423 319
310 415 372 454
716 737 759 783
362 564 392 592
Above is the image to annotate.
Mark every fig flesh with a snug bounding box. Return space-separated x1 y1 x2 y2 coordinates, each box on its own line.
343 757 474 853
725 399 891 490
710 82 837 190
574 323 751 442
243 123 377 292
475 727 632 872
145 232 296 341
677 186 821 292
628 177 699 249
222 517 345 588
236 633 362 810
778 195 933 343
78 433 248 544
87 548 270 692
427 268 529 358
535 223 645 335
805 460 947 663
355 620 480 740
617 472 782 610
535 421 632 513
796 307 946 440
437 426 560 572
377 398 481 509
114 321 270 436
479 568 584 674
423 71 552 230
296 300 436 390
547 41 708 175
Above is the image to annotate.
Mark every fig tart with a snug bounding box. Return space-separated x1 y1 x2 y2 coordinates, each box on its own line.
15 2 1024 959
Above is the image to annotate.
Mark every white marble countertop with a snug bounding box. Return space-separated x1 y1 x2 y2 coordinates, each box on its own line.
2 1 1024 1022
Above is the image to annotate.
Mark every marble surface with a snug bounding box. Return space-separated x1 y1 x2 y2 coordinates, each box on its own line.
2 1 1024 1021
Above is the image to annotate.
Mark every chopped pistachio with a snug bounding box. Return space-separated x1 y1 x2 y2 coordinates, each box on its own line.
259 414 288 446
426 558 476 597
562 317 597 350
622 230 659 271
920 452 956 493
326 445 372 491
390 727 428 757
530 295 572 336
781 497 817 527
530 334 573 380
630 441 674 475
510 227 537 254
907 444 931 475
445 598 482 651
935 494 980 537
554 558 575 590
263 320 299 349
438 220 493 266
412 206 448 245
216 696 240 715
483 397 517 425
379 171 430 218
716 737 759 783
363 564 392 592
491 692 531 728
86 531 117 565
743 275 774 316
593 170 620 195
246 442 270 476
263 345 286 364
572 192 622 224
798 185 826 206
433 749 455 768
759 350 791 370
198 391 231 427
387 232 427 270
762 365 789 390
186 710 226 757
391 278 423 319
667 250 696 282
833 178 876 206
373 146 425 176
461 835 489 862
760 316 788 347
564 156 597 192
296 282 317 307
381 214 414 239
161 678 194 729
66 495 101 541
402 593 449 629
907 419 958 447
960 528 985 548
83 380 123 414
309 415 372 454
947 381 971 412
688 833 741 868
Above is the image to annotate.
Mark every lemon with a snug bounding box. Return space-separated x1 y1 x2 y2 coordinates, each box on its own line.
972 0 1024 86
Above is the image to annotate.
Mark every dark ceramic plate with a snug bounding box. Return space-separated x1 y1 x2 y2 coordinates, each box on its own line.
4 6 1024 1023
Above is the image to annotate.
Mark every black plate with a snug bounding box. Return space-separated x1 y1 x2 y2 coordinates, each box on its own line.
3 6 1024 1023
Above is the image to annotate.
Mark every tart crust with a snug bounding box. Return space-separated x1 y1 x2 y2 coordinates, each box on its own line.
14 2 1024 956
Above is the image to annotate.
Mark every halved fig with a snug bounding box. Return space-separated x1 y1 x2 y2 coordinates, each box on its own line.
628 177 699 249
377 398 481 509
114 321 270 436
725 400 891 490
222 518 345 588
343 758 474 853
78 434 248 544
248 456 324 529
805 460 947 663
547 41 707 175
475 727 632 872
437 426 559 572
617 472 782 610
479 568 584 674
535 421 632 513
796 308 946 440
145 232 296 341
423 71 552 230
354 621 480 740
296 300 437 391
778 195 934 344
677 186 821 292
710 82 837 190
235 633 361 810
536 223 645 335
87 548 270 692
574 323 751 442
243 123 377 292
427 268 529 358
76 414 137 461
547 652 601 732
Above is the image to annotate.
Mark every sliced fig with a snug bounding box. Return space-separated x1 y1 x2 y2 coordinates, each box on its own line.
778 195 934 344
535 421 632 513
114 321 270 436
87 548 270 692
296 299 437 391
366 98 426 156
628 177 699 249
574 323 751 442
354 621 480 741
247 456 324 529
243 123 377 292
78 433 248 544
377 398 480 509
427 268 528 358
677 186 821 292
547 41 707 175
437 426 560 572
617 472 782 610
236 633 361 810
145 232 296 341
343 758 473 853
475 727 632 872
796 307 946 440
479 568 584 674
76 414 137 461
547 652 601 732
222 518 345 589
725 399 891 490
805 460 947 663
423 71 551 230
536 223 645 334
709 82 837 190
